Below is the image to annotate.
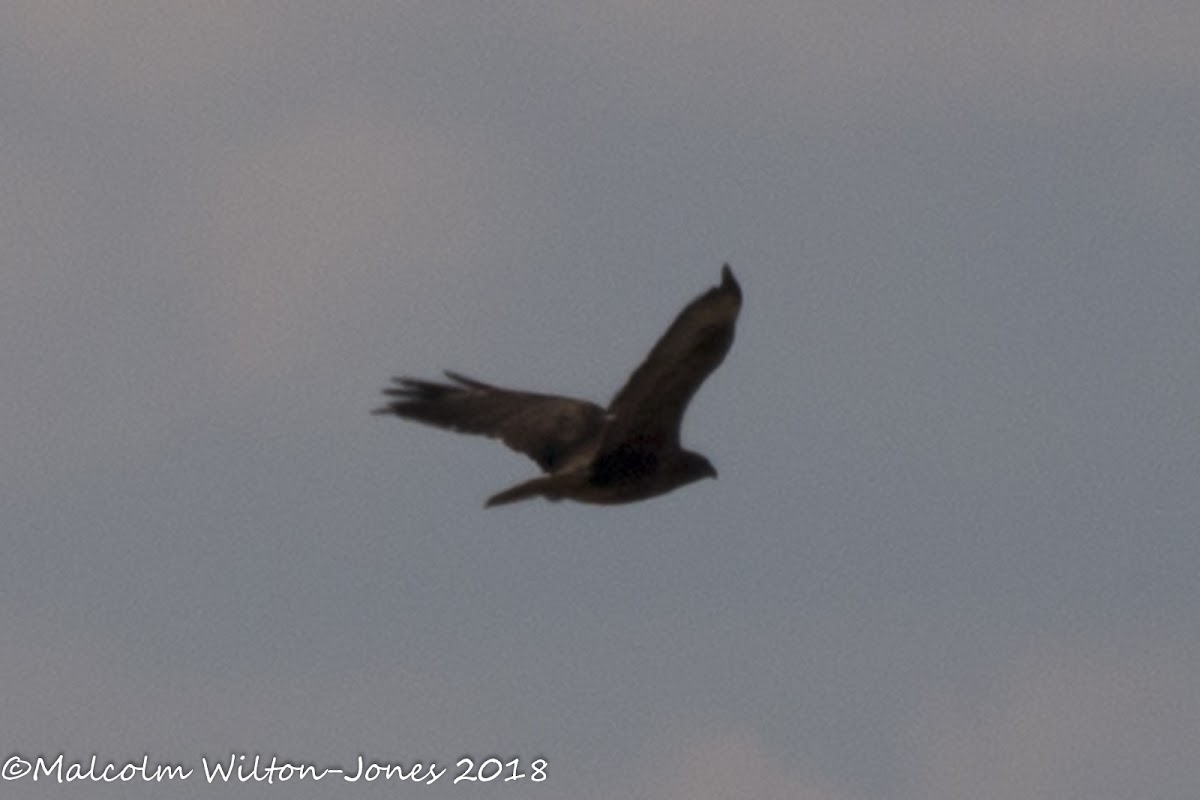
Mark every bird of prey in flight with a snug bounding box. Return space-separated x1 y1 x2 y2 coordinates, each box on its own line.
374 264 742 507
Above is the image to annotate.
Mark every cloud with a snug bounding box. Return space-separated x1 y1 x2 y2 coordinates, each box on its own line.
9 1 1198 130
639 727 852 800
4 1 278 96
196 114 506 387
534 1 1200 125
908 633 1200 799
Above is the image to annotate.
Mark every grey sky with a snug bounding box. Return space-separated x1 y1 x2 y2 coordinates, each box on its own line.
3 3 1199 798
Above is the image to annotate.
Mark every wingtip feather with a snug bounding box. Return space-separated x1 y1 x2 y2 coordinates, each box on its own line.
444 370 489 389
719 263 741 301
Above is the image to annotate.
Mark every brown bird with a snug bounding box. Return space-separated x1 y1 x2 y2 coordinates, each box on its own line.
374 264 742 507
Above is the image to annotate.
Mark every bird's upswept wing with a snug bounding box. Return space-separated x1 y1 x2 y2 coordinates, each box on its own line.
372 371 605 472
599 264 742 452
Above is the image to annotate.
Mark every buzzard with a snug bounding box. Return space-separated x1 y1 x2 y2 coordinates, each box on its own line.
374 264 742 507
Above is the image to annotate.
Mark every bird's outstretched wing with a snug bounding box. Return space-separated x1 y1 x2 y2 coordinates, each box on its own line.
373 371 605 472
599 264 742 452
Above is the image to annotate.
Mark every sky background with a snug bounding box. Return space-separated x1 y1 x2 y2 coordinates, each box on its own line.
3 2 1199 798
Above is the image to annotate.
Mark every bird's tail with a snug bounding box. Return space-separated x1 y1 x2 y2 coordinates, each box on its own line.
485 476 563 508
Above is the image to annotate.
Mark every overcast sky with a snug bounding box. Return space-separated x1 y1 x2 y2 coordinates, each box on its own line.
3 3 1199 799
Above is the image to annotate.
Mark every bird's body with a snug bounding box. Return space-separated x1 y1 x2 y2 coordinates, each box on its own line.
374 264 742 507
